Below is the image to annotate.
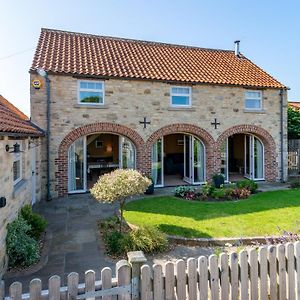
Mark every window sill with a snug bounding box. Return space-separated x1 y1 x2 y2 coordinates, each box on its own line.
167 106 196 111
73 104 109 109
13 179 27 198
243 109 266 114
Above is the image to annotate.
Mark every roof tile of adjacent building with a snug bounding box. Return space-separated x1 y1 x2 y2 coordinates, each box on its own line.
30 28 286 89
289 102 300 110
0 95 43 136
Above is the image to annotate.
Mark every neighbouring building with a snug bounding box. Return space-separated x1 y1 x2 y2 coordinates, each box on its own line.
30 28 288 199
289 101 300 110
0 95 43 277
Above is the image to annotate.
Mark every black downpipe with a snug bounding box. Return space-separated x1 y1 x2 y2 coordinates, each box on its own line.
280 89 285 182
46 76 52 201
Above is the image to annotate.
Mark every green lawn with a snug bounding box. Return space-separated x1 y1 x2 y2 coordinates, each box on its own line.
124 190 300 238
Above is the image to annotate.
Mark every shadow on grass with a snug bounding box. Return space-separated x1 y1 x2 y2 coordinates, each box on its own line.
125 190 300 222
158 224 212 238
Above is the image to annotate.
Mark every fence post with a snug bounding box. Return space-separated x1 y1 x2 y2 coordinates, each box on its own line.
0 281 4 300
127 251 147 300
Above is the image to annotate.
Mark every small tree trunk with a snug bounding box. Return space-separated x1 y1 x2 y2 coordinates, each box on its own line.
119 200 125 233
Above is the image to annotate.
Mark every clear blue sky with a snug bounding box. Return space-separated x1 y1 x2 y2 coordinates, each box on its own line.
0 0 299 116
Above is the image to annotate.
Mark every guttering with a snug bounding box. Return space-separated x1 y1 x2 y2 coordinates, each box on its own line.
45 76 52 201
279 89 285 182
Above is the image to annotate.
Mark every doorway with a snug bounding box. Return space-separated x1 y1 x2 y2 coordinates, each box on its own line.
221 133 264 182
152 134 205 187
68 134 136 193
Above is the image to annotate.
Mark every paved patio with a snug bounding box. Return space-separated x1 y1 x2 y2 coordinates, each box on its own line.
3 182 290 293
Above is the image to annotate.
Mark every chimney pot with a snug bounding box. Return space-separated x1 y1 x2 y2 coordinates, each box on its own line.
234 40 240 57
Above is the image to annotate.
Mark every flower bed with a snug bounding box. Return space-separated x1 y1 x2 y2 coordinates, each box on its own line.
174 179 258 201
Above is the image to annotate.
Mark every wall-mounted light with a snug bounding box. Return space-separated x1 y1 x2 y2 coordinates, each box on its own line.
106 145 113 152
5 143 23 153
0 197 6 208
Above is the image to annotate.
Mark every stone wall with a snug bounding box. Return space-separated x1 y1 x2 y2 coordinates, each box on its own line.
30 74 288 197
0 137 42 278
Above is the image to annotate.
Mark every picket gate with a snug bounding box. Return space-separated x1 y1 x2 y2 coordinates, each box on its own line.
3 242 300 299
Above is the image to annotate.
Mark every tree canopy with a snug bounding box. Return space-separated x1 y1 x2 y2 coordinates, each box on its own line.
288 106 300 139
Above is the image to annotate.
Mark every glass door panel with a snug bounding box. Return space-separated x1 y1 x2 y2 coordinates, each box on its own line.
244 135 251 179
220 139 228 182
68 137 86 192
152 138 163 186
184 135 192 183
120 137 135 169
253 137 264 179
193 137 205 183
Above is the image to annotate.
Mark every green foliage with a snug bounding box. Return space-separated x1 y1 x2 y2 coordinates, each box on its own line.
174 186 195 198
236 180 258 193
288 106 300 139
232 187 251 199
101 217 168 256
201 182 215 197
126 226 168 253
6 216 39 267
211 188 226 199
290 178 300 189
20 205 47 240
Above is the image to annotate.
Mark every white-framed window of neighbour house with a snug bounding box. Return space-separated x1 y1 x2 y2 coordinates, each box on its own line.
78 80 105 105
13 152 22 185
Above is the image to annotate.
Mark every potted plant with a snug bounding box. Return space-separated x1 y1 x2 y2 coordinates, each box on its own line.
145 177 155 194
212 173 225 188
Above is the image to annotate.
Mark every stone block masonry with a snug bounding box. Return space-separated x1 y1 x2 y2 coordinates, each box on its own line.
30 74 288 198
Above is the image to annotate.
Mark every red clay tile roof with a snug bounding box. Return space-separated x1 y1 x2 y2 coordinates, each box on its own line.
31 28 286 89
289 102 300 110
0 95 43 136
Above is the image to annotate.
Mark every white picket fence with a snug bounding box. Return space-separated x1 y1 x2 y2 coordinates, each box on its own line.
2 242 300 299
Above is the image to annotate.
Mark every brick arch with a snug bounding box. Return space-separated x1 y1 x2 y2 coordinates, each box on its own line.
216 124 277 181
145 123 216 179
55 122 145 196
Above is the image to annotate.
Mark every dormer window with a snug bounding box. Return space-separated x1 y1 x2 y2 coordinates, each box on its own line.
245 91 262 110
170 87 191 107
78 80 104 105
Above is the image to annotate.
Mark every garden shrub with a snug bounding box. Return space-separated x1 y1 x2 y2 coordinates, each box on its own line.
236 179 258 193
126 226 168 253
290 178 300 189
201 182 215 198
6 216 39 267
101 217 168 256
104 230 127 256
232 187 251 199
174 186 195 198
211 188 226 199
20 205 47 240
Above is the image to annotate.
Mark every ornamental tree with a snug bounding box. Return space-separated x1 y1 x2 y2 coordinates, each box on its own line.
90 169 151 232
288 106 300 139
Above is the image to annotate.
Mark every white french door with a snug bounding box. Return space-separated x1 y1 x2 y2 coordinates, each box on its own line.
68 136 87 193
119 136 135 169
183 135 205 184
220 139 229 182
152 137 164 187
244 135 264 180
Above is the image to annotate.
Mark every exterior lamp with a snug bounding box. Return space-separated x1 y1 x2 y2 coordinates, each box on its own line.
5 143 23 153
37 68 52 201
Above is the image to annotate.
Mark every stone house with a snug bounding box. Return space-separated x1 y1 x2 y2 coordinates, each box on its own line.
30 28 288 199
0 95 43 277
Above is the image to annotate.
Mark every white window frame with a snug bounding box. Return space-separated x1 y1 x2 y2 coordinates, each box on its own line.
13 153 22 185
77 80 105 106
170 86 192 107
245 90 263 111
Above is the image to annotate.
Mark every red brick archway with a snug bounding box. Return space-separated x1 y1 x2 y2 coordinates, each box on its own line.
145 123 216 180
216 124 278 181
55 123 145 196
